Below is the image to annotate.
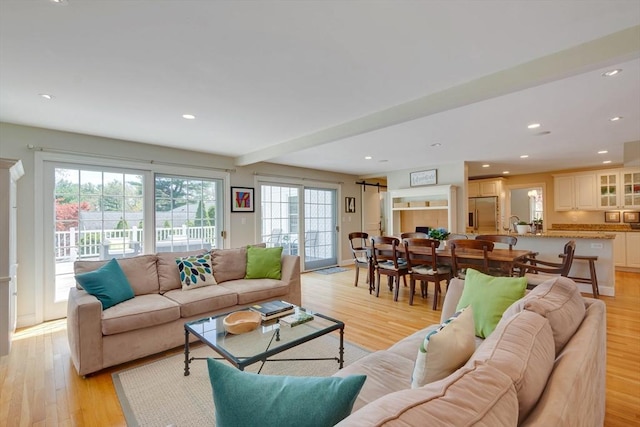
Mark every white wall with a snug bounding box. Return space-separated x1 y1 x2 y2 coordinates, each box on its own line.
0 123 361 326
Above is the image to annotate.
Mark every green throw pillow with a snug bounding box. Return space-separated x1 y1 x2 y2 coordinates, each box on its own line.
456 268 526 338
207 358 366 427
245 245 283 279
74 258 135 309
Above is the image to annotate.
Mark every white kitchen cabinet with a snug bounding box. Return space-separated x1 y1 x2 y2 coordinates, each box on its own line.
597 168 640 209
553 173 597 211
625 233 640 269
468 178 503 197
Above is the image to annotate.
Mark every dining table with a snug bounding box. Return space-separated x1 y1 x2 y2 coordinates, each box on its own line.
365 243 534 293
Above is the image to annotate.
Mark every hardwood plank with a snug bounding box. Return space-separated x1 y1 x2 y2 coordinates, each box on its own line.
0 269 637 426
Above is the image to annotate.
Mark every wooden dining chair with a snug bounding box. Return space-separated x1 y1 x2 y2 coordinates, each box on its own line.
475 234 518 276
371 236 409 301
514 240 576 289
400 232 428 239
475 234 517 250
447 234 469 240
403 238 452 309
348 232 370 289
449 239 495 278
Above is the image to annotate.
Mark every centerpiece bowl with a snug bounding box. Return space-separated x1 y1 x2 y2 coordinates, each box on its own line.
223 311 262 334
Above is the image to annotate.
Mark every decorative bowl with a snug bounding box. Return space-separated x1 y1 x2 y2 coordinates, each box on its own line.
223 311 262 334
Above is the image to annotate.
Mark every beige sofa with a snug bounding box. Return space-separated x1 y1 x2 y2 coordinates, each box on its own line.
67 247 301 376
335 276 606 426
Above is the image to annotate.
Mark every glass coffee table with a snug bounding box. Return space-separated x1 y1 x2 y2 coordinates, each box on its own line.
183 307 344 375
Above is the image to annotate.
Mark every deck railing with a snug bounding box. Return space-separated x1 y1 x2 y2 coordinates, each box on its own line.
54 226 216 261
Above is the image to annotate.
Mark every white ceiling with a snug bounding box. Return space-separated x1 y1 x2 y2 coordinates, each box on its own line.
1 0 639 178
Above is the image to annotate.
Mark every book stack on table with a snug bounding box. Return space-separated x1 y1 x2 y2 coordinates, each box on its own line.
249 300 295 321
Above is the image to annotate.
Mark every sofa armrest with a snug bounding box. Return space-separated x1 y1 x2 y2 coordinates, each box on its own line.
67 287 104 376
441 278 465 322
281 254 301 306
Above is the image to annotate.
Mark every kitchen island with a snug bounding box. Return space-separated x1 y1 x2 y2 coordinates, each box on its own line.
469 231 616 296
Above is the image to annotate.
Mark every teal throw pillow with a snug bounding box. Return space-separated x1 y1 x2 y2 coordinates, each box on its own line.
207 358 366 427
245 245 283 279
456 268 527 338
74 258 135 309
175 252 217 290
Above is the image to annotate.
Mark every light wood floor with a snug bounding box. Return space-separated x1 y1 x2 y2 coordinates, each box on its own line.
1 269 638 426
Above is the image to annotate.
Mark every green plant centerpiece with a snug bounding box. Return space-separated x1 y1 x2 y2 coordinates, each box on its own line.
428 227 450 241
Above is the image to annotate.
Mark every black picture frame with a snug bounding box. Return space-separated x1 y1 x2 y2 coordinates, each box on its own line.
345 197 356 213
623 211 640 223
604 211 620 223
230 187 254 212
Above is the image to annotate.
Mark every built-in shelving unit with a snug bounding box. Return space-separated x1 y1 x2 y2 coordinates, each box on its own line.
387 185 457 236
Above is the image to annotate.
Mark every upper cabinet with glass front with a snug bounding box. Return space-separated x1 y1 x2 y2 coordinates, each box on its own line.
597 169 640 209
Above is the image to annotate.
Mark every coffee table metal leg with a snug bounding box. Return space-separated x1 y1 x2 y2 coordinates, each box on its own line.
339 326 344 369
184 327 191 376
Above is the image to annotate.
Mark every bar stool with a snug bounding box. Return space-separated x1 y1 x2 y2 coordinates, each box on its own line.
560 254 599 298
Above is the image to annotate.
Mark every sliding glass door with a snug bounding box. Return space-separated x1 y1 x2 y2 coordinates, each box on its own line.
260 183 337 271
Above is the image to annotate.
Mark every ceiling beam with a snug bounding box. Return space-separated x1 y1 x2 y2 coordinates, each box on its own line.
234 25 640 167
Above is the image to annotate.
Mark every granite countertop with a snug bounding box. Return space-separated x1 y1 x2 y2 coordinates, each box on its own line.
467 232 616 239
549 223 640 233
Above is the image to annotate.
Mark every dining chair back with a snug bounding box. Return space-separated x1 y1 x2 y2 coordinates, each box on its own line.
475 234 517 250
514 240 576 288
348 232 370 289
371 236 409 301
403 238 452 309
447 233 469 240
449 239 495 278
400 232 428 239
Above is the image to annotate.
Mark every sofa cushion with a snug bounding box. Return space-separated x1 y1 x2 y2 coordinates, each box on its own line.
176 252 217 290
411 307 475 388
456 268 527 338
157 249 210 293
336 362 519 427
101 294 181 335
219 278 290 305
74 254 159 296
245 246 283 279
467 310 555 422
207 358 366 427
74 258 135 310
163 286 238 318
211 247 247 283
333 351 417 412
502 276 585 354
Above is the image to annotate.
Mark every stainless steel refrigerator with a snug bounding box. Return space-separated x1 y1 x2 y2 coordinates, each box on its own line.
468 197 498 233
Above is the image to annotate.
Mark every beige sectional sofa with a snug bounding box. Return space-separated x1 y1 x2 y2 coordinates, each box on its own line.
67 247 301 376
335 276 606 426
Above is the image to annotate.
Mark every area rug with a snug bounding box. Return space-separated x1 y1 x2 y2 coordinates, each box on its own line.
314 266 348 274
112 334 370 427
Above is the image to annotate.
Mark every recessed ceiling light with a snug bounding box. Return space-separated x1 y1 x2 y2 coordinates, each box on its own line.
527 123 541 129
603 160 612 164
520 155 529 159
379 159 388 163
598 150 608 154
50 0 68 4
609 116 622 122
602 69 622 77
364 156 372 160
182 114 196 120
502 171 510 175
39 93 53 100
482 164 490 168
430 143 442 147
534 131 551 136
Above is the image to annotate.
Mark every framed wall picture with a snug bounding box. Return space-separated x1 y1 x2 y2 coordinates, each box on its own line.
604 211 621 223
623 211 640 223
345 197 356 213
410 169 437 187
231 187 254 212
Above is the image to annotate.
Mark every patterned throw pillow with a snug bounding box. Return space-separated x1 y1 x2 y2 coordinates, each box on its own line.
175 253 216 290
411 306 476 388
